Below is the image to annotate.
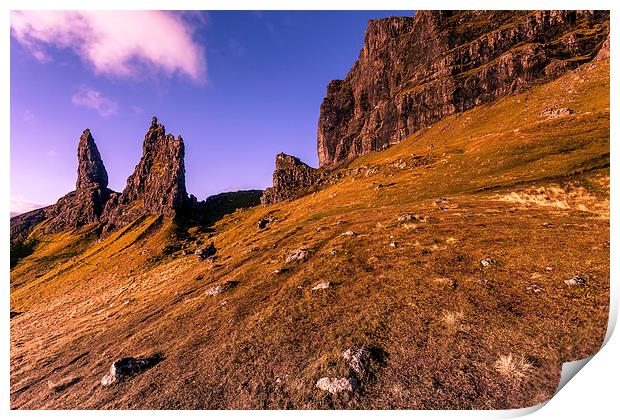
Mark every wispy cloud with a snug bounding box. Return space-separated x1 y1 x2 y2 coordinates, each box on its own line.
10 197 48 216
22 109 34 123
131 105 144 115
71 86 118 117
10 11 206 82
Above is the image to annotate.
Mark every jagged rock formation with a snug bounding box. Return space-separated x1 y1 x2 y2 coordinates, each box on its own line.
10 130 113 265
76 129 108 190
43 130 113 234
261 153 322 205
101 117 188 232
317 10 610 167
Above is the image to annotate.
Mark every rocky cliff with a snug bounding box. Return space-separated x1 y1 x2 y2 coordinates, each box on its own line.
317 10 610 167
44 129 113 233
261 153 322 205
101 117 188 232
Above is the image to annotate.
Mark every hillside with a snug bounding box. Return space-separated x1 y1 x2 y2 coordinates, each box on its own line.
10 55 609 409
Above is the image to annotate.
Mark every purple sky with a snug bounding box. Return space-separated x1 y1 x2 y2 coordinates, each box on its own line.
10 10 412 214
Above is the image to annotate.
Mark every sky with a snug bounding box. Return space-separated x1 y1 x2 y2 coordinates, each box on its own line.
10 10 412 214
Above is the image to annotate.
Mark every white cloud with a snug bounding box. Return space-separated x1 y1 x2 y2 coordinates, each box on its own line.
10 11 206 82
71 86 119 117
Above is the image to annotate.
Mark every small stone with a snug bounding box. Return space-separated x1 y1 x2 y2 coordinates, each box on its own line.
100 356 160 386
565 275 586 286
245 247 259 254
389 242 400 248
206 285 223 296
286 249 308 263
343 348 371 374
257 218 273 229
540 108 572 119
315 376 358 394
312 281 330 290
480 258 497 268
545 266 553 272
330 248 338 255
195 242 216 260
397 214 413 222
527 284 543 293
341 231 357 237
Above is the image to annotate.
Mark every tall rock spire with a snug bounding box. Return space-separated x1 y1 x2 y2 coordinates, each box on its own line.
43 129 113 233
101 116 188 232
76 129 108 190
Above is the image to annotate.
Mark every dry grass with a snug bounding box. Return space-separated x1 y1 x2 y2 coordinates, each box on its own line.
496 181 609 217
494 354 533 381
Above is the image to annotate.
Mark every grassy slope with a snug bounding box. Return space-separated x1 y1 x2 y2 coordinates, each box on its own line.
10 60 609 409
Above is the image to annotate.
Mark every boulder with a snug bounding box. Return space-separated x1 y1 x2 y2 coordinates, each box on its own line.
100 356 160 386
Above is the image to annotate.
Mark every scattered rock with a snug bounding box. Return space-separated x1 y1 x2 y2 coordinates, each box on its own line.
195 242 217 260
343 348 371 375
100 355 161 386
527 284 543 294
330 248 338 255
273 268 288 275
341 231 357 237
312 281 330 290
257 217 274 229
286 249 308 263
389 242 400 248
565 275 586 286
315 376 358 394
480 258 497 268
540 108 572 118
397 214 414 222
206 280 238 296
545 266 554 272
245 247 259 254
205 285 223 296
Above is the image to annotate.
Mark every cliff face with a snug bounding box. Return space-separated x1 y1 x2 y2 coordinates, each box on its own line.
261 153 322 205
102 117 188 232
317 10 610 167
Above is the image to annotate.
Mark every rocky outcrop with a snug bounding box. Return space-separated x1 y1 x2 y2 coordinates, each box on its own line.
11 130 113 265
102 117 188 232
76 129 108 190
44 130 113 233
261 153 322 205
317 10 610 167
